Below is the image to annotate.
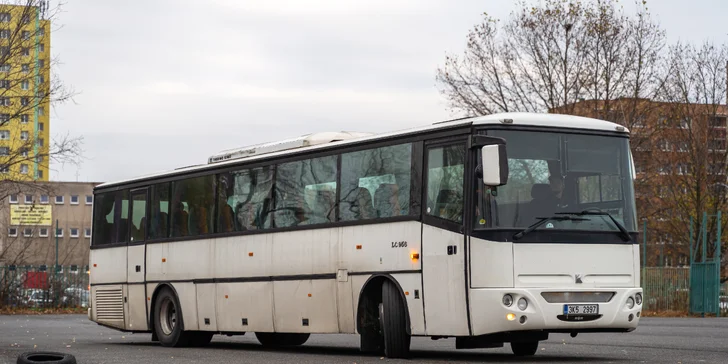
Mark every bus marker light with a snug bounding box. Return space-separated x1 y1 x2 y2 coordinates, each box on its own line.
308 293 312 297
225 295 229 299
410 253 419 261
405 291 409 296
506 313 516 321
93 264 97 267
248 252 254 257
356 245 362 250
162 258 166 263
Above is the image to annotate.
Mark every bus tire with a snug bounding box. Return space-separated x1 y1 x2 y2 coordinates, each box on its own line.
153 287 191 347
188 332 214 347
511 341 539 356
380 279 410 358
255 332 310 347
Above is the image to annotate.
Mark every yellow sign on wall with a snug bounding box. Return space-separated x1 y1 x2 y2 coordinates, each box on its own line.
10 205 52 226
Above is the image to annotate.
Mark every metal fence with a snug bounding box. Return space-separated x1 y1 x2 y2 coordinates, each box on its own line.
642 266 727 316
0 265 89 308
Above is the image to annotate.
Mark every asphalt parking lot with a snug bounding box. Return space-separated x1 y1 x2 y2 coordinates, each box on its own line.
1 315 727 363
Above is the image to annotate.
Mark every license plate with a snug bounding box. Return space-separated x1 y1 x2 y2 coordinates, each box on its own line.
563 304 599 315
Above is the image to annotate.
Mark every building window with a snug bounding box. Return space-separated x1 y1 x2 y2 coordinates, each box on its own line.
39 44 44 52
9 194 17 203
36 155 42 163
21 47 29 56
86 195 93 205
21 97 28 106
23 228 32 237
20 149 28 157
85 228 91 238
21 30 29 39
55 228 63 237
40 195 48 204
21 114 29 123
21 64 29 73
0 147 8 156
0 113 8 122
24 194 32 203
0 97 9 106
38 75 44 84
0 130 9 140
21 80 29 90
20 131 28 140
0 64 8 72
38 170 43 179
0 80 8 89
38 122 43 131
0 166 8 173
39 228 48 237
38 59 44 68
55 195 63 204
0 29 9 39
71 195 79 204
0 13 10 22
20 164 28 174
38 107 44 116
37 138 43 147
8 227 17 237
70 228 79 238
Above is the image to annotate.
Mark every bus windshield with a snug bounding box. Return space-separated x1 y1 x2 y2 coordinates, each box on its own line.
476 129 637 233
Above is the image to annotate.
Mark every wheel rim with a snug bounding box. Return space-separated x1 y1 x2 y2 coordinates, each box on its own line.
159 297 177 335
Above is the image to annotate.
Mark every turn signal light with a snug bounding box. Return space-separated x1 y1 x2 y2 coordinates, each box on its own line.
410 253 419 261
506 313 516 321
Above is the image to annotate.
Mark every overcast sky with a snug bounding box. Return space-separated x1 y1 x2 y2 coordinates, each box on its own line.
49 0 728 183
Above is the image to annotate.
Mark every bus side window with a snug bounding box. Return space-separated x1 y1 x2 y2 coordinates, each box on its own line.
92 192 116 246
275 156 337 228
116 190 130 243
426 144 466 224
339 143 412 221
149 183 170 239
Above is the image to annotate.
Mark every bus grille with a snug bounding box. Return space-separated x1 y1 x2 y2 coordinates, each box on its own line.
95 288 124 321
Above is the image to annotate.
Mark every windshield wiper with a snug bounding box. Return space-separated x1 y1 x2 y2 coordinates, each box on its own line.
556 210 632 242
512 215 589 240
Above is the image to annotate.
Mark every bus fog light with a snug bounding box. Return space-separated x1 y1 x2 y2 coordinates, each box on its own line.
506 313 516 321
635 293 642 305
517 297 528 311
519 315 527 324
626 297 635 309
628 314 634 322
503 294 513 307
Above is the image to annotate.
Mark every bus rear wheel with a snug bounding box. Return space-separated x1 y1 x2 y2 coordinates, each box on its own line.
153 288 191 347
255 332 310 347
379 280 411 358
511 341 539 356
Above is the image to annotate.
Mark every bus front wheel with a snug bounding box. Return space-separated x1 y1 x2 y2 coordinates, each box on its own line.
511 341 539 356
379 280 411 358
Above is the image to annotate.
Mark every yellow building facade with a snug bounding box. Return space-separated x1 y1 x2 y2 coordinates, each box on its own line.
0 3 50 181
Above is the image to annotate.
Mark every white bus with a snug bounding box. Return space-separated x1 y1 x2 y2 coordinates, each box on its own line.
88 112 643 358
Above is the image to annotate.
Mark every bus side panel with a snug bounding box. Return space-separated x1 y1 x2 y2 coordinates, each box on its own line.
166 240 215 281
216 282 275 333
336 277 355 333
145 243 167 282
469 237 514 288
196 283 217 331
633 244 641 288
169 282 199 331
271 229 338 276
215 234 274 278
126 284 148 331
341 222 421 273
273 279 338 333
89 246 127 285
390 273 426 336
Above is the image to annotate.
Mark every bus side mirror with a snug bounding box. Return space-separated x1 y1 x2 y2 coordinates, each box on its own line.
481 144 508 186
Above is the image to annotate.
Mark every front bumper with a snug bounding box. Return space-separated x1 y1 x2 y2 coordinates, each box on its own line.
469 287 642 336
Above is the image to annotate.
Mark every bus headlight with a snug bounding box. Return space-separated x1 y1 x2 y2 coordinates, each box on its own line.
635 293 642 305
503 294 513 307
517 298 528 311
626 297 635 309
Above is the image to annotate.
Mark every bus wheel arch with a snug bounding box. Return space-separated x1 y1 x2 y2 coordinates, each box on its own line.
356 274 411 354
149 283 185 344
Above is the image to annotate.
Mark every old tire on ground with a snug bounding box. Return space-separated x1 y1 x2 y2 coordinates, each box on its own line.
511 341 539 356
17 351 76 364
153 287 191 347
255 332 310 347
380 279 410 358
